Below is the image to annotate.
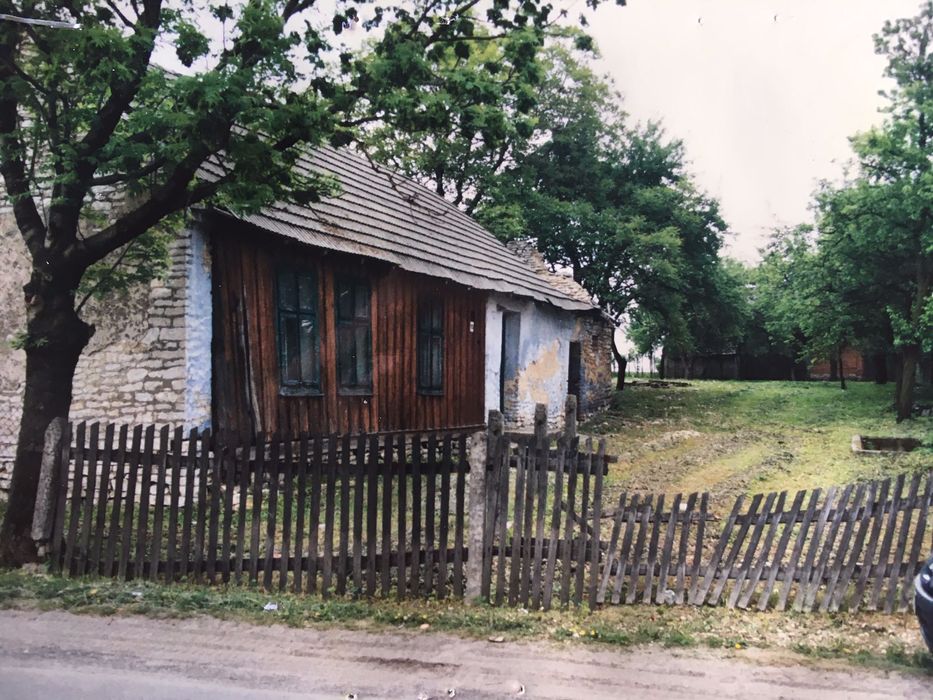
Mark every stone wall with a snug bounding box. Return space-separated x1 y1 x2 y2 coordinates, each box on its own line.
0 209 212 496
573 313 614 417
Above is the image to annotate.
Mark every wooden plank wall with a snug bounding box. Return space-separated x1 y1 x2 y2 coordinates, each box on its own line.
211 226 487 435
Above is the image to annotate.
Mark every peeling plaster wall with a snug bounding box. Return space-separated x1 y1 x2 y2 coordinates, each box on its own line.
484 294 615 430
183 227 212 429
0 207 212 494
484 294 574 430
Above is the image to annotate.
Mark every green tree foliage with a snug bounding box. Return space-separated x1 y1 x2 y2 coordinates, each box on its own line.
807 2 933 417
0 0 614 564
478 54 732 385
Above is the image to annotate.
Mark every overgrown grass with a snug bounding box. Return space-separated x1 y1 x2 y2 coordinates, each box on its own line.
1 569 930 675
585 380 932 508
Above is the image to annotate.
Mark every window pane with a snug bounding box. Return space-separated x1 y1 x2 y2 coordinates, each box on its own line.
298 274 315 312
336 280 353 321
299 316 316 383
355 325 372 387
337 325 355 386
418 331 430 388
355 283 370 319
431 335 443 388
432 304 443 332
278 271 296 311
282 314 301 382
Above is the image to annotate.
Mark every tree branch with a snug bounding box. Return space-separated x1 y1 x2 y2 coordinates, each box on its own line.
0 20 46 259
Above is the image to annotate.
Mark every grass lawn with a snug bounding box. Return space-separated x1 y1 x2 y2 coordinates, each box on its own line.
585 380 933 512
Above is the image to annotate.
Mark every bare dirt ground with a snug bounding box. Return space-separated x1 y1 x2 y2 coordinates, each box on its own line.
0 609 930 699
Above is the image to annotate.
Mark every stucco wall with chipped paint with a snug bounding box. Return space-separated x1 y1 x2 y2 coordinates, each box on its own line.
484 294 614 430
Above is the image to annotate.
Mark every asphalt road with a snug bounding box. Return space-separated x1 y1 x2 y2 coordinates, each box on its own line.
0 609 930 699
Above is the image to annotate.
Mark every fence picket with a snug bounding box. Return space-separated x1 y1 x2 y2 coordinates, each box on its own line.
598 492 627 605
868 475 904 611
322 434 338 597
728 492 777 609
149 425 169 582
262 439 281 590
543 440 568 610
737 491 787 609
901 473 933 611
294 434 308 593
642 493 665 605
756 490 805 611
307 435 324 594
248 434 265 586
655 492 682 605
352 433 366 593
180 427 198 580
221 434 236 584
692 494 743 606
77 422 100 577
508 440 527 607
674 493 698 604
166 426 184 582
558 439 580 609
367 434 380 597
411 432 424 596
90 422 115 576
425 434 438 598
574 439 592 607
103 424 128 578
453 434 467 599
803 485 853 611
280 436 295 591
821 483 867 612
133 425 155 580
395 433 407 600
613 494 640 605
627 497 652 605
438 435 452 600
884 473 920 613
710 493 762 607
775 489 821 612
381 434 395 597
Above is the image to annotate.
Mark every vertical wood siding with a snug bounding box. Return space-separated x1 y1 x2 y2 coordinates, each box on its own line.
212 227 487 434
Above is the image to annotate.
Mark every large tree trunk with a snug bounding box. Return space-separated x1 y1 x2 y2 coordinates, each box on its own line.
0 284 92 566
658 346 667 380
895 344 919 423
610 335 626 391
873 352 888 384
838 347 847 390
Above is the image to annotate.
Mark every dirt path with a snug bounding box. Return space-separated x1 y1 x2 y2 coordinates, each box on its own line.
0 610 929 699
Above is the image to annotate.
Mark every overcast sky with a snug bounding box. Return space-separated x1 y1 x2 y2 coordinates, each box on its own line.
580 0 922 262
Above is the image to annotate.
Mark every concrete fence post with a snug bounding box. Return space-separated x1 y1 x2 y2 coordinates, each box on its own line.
31 417 66 555
465 427 488 602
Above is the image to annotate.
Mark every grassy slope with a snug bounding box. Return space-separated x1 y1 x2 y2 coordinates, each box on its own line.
585 380 932 512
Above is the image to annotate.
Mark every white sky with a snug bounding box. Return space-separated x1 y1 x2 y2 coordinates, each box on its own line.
580 0 922 262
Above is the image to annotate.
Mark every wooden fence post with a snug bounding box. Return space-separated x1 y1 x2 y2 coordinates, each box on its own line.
31 417 66 557
564 395 577 442
465 424 489 602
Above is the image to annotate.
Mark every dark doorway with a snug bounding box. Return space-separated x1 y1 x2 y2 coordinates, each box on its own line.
568 341 582 404
500 311 521 414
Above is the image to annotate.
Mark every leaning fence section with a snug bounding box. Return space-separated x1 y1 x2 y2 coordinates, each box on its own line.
687 472 933 614
36 420 470 599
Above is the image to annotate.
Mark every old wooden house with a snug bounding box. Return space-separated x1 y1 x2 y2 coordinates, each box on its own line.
0 146 613 470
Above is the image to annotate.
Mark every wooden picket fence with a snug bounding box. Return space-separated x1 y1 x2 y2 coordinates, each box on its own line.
32 401 932 615
34 420 471 599
477 405 932 614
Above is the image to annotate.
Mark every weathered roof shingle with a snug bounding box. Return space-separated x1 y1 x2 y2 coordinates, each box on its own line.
201 146 594 312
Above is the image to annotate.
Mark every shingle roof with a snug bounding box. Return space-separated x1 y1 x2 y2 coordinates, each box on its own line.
201 146 594 312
